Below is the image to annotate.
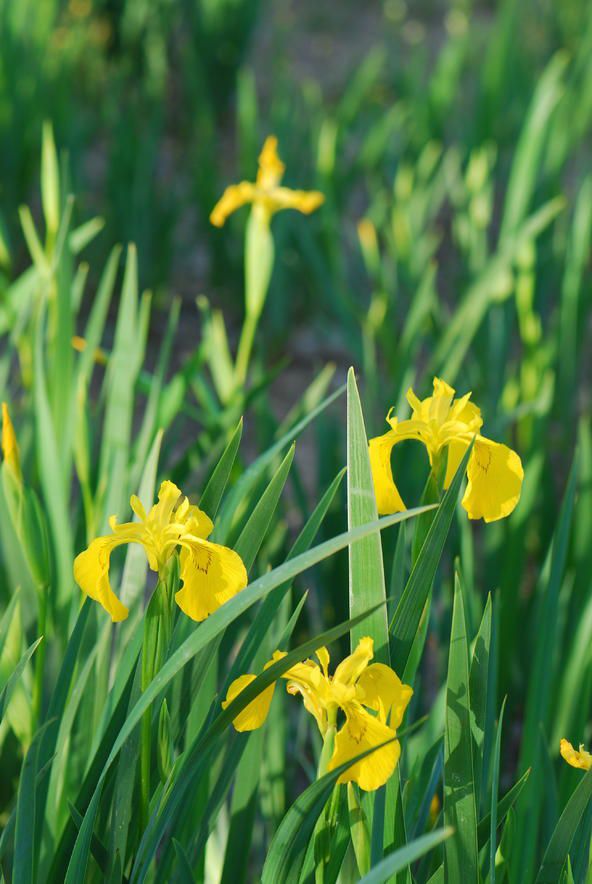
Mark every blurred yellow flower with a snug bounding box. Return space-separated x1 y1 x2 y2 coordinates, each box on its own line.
560 738 592 771
369 377 524 522
210 135 324 228
72 335 108 365
1 402 21 482
74 480 247 623
222 636 412 791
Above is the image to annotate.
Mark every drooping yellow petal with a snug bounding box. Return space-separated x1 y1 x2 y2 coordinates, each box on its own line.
73 535 131 622
334 636 374 687
369 415 427 515
270 186 325 215
210 182 258 227
368 430 407 514
560 739 592 771
357 663 413 727
462 437 523 522
284 660 328 734
223 674 273 732
175 539 248 621
329 705 400 791
222 650 287 732
1 402 21 481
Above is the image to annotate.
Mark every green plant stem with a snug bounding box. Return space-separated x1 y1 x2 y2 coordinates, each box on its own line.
314 717 338 884
234 310 260 388
317 721 337 779
32 582 48 729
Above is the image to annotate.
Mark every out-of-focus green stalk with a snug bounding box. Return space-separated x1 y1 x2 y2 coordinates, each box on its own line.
32 582 48 729
234 208 274 387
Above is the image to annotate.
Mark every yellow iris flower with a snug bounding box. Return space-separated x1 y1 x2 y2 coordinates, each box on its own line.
1 402 21 482
73 480 247 623
210 135 324 228
369 377 524 522
222 636 413 791
560 738 592 771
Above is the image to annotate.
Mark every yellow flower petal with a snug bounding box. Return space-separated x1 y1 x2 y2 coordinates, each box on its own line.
334 636 374 686
284 660 328 734
150 480 183 525
329 706 400 791
560 738 592 771
256 135 285 189
270 186 325 215
1 402 21 480
316 646 330 677
222 651 287 732
175 539 248 621
222 674 274 732
210 182 258 227
357 663 413 727
368 430 407 514
444 437 470 489
462 437 524 522
184 504 214 539
73 535 130 622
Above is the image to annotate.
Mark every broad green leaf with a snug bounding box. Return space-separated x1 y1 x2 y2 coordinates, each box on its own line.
0 637 42 723
469 593 492 810
489 698 507 884
390 442 472 677
444 574 478 882
235 443 295 569
34 312 73 617
358 828 453 884
535 767 592 884
199 418 243 518
477 768 531 845
13 720 54 884
347 367 389 662
516 455 578 876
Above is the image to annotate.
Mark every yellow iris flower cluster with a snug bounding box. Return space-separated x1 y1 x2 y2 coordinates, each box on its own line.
73 480 247 623
223 636 413 792
369 377 524 522
210 135 324 228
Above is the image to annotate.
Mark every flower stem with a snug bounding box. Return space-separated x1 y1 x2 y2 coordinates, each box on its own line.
139 559 176 832
317 722 336 779
234 310 259 387
314 716 338 884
